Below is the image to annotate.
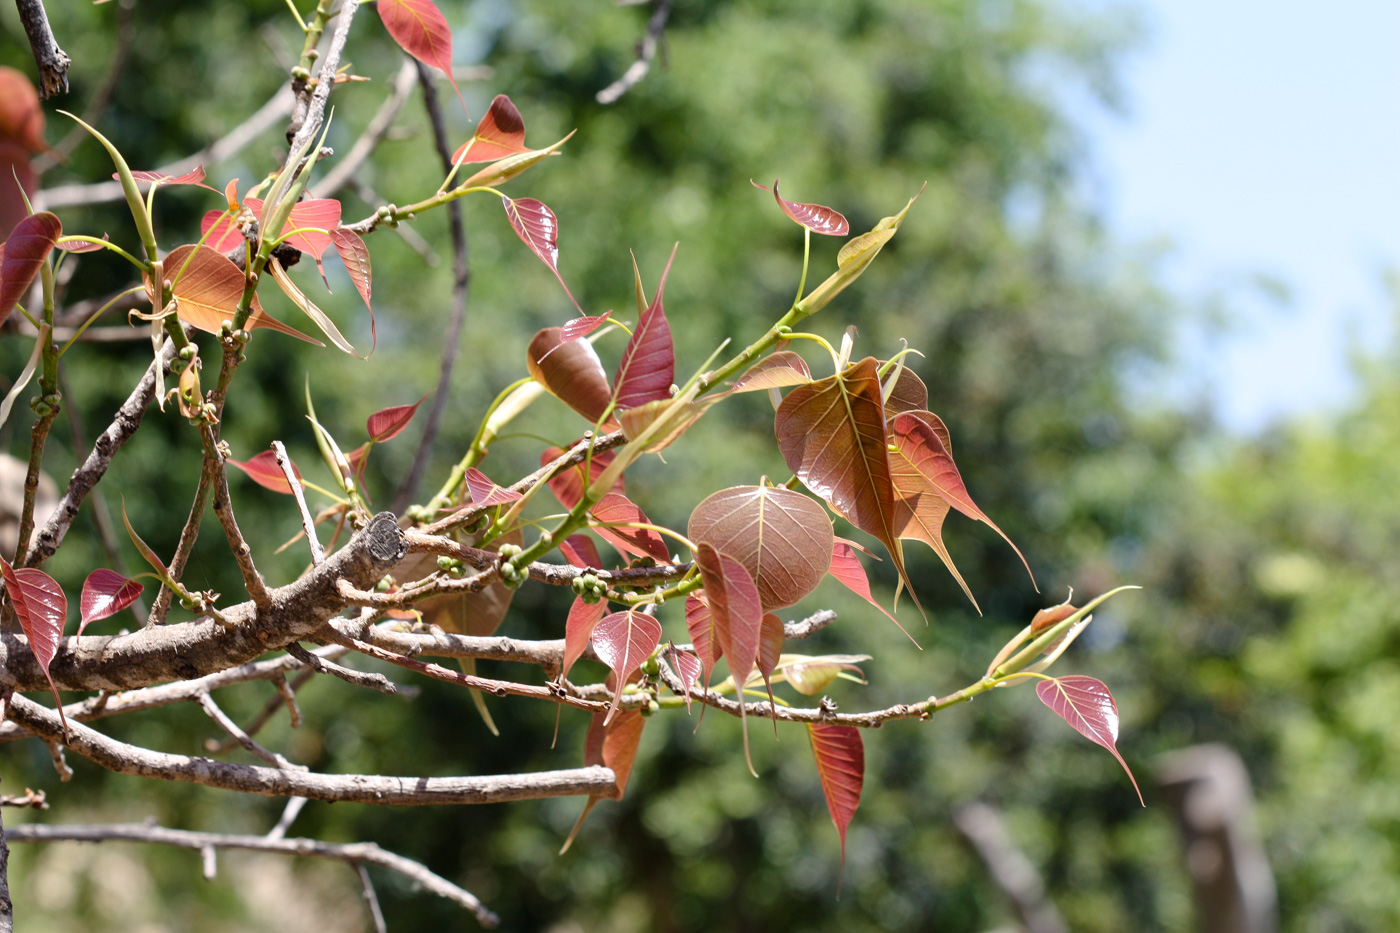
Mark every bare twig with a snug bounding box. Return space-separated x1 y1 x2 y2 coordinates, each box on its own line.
14 0 70 98
207 427 272 609
283 0 360 169
0 791 46 810
196 692 302 770
954 802 1068 933
0 799 10 932
596 0 673 105
32 0 134 174
312 58 420 199
285 642 400 695
8 821 501 927
355 863 390 933
273 441 323 563
265 796 306 841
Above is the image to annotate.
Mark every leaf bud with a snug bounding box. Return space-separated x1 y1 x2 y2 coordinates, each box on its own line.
290 65 311 81
641 655 660 678
571 575 589 596
640 698 660 717
375 574 396 593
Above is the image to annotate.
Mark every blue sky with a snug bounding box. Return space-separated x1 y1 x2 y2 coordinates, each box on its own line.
1080 0 1400 432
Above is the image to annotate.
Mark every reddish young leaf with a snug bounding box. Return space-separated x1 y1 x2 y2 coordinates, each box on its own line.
560 310 611 343
0 66 45 152
150 245 322 344
247 197 341 259
808 723 864 870
730 350 813 392
560 534 604 569
591 609 662 724
1036 675 1144 806
665 640 702 712
503 196 581 311
561 595 606 681
330 227 373 308
200 208 247 252
611 246 676 410
685 592 722 679
367 394 431 442
0 211 62 328
0 141 37 242
800 185 923 315
125 165 208 187
775 357 923 616
267 257 357 355
228 449 301 494
886 422 977 612
696 542 765 772
590 493 671 564
452 94 530 164
752 179 850 236
888 410 1035 588
1 558 69 736
527 327 614 425
78 569 144 635
688 485 833 611
826 537 912 639
617 396 719 453
561 706 648 853
378 0 466 112
755 611 785 724
55 234 109 253
543 445 621 510
1030 591 1079 636
458 132 574 189
465 467 523 507
882 366 931 418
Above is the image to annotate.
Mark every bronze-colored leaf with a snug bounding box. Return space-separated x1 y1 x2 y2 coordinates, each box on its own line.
730 350 813 393
150 245 321 344
527 327 614 425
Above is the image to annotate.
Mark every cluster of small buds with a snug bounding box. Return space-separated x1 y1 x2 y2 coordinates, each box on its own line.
497 543 526 589
436 555 466 578
570 573 608 604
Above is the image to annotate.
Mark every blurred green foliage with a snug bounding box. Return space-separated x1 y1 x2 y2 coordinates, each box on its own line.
3 0 1395 930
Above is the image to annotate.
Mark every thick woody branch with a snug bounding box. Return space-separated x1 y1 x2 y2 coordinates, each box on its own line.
14 0 69 98
7 822 501 927
6 694 616 806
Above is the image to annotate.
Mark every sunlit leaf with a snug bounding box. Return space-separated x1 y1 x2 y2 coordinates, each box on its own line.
591 609 662 724
459 131 575 189
800 185 923 315
755 611 785 721
1035 675 1143 806
0 211 61 328
543 445 622 510
527 327 614 424
503 197 581 311
55 233 109 254
617 396 719 453
590 493 671 564
611 246 676 410
688 485 833 611
730 350 812 393
377 0 467 112
775 357 922 615
465 467 522 507
1 558 68 735
561 595 606 682
149 245 322 344
882 366 930 419
227 449 300 494
247 197 341 259
329 227 373 307
685 593 722 684
560 310 611 343
267 257 356 355
696 542 764 773
559 706 647 853
560 534 604 569
827 537 909 636
125 165 209 187
200 208 246 252
807 723 864 871
78 569 143 635
366 393 431 442
886 422 978 611
666 640 702 712
782 653 870 696
1030 591 1078 636
751 179 849 236
452 94 529 164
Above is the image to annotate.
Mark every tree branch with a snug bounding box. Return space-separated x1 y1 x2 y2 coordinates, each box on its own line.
14 0 70 98
596 0 673 105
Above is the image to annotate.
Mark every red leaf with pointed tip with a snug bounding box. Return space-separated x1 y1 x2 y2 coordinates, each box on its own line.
590 493 671 564
465 467 522 507
584 707 646 799
889 411 1034 587
666 640 701 712
808 723 864 869
561 595 606 681
0 66 45 152
503 197 581 310
528 328 614 424
125 165 208 187
752 179 849 236
560 310 611 343
688 485 833 611
55 234 108 253
0 141 37 242
2 558 69 735
452 94 530 164
543 445 621 510
775 357 923 615
330 228 373 308
378 0 466 112
367 394 431 442
1036 676 1143 806
730 350 812 393
0 211 61 328
591 610 662 724
560 534 604 569
827 537 909 632
695 543 763 691
887 420 977 611
78 569 144 634
200 209 246 252
149 245 321 344
685 593 721 681
246 197 341 259
228 449 301 494
612 246 676 410
755 611 785 719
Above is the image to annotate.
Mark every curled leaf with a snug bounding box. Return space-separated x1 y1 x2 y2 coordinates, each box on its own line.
527 328 614 424
78 569 144 635
730 351 812 393
752 179 849 236
268 257 356 355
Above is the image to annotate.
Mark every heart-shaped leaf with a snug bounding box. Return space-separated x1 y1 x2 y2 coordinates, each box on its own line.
503 196 581 311
377 0 467 113
591 609 662 725
2 558 69 735
78 569 144 635
150 245 322 344
696 542 764 773
827 537 910 637
688 485 833 611
882 365 930 418
452 94 530 164
560 534 604 569
775 357 922 615
612 246 676 410
228 449 300 494
465 467 523 507
248 197 341 259
730 350 812 393
200 208 246 252
527 327 614 424
0 211 61 328
543 445 622 510
561 595 607 682
1036 675 1143 806
752 179 849 236
590 493 671 564
808 723 864 872
367 394 431 442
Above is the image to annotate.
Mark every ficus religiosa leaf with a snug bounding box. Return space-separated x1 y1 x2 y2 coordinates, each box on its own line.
589 493 672 564
561 596 607 682
464 467 523 507
888 410 1035 588
377 0 468 114
685 593 722 685
775 357 923 617
268 258 357 355
527 328 614 425
729 350 813 393
665 640 702 713
502 197 581 311
54 234 109 253
248 197 341 260
329 227 373 308
0 211 61 328
560 534 604 570
696 542 764 774
617 396 720 453
125 165 211 188
148 245 322 344
542 445 623 510
590 610 662 725
799 185 924 316
781 654 870 696
751 179 849 236
452 94 530 164
688 485 834 611
366 394 432 443
78 569 144 636
611 246 677 411
1035 675 1144 806
227 449 301 494
881 365 931 419
1 558 69 736
560 310 611 343
560 707 646 854
826 537 913 640
755 612 785 728
807 723 864 874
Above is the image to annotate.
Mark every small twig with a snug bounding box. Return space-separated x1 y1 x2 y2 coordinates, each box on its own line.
31 0 134 174
206 426 272 609
44 740 71 781
355 863 389 933
265 796 307 841
273 671 305 728
14 0 70 98
274 441 323 564
0 791 47 810
349 178 439 264
195 692 302 771
201 845 217 880
784 609 837 640
285 642 400 696
596 0 673 105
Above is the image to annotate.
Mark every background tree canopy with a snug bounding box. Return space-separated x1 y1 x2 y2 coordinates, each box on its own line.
1 0 1394 930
